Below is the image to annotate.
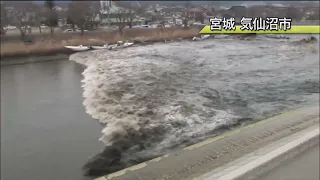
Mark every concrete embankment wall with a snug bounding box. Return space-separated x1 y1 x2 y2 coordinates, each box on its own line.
93 104 319 180
197 124 319 180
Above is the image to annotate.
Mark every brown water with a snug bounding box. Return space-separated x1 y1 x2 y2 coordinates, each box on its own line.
70 34 319 176
1 35 319 179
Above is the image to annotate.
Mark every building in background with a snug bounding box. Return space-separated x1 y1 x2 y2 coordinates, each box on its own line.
99 0 144 28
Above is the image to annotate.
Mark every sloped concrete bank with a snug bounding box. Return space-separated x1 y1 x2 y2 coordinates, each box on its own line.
93 104 319 180
197 124 319 180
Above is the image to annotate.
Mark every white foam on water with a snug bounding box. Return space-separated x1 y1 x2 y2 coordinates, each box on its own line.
69 43 242 152
69 36 319 162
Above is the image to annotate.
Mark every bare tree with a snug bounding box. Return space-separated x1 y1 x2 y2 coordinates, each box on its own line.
29 4 44 34
8 2 37 40
85 2 101 30
195 13 205 24
25 3 42 35
67 1 91 35
43 0 58 37
1 4 9 35
121 2 144 28
114 8 130 34
67 2 76 31
183 1 191 28
150 13 164 24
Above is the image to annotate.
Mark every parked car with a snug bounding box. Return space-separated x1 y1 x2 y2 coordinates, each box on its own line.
131 25 151 28
131 25 142 28
63 29 74 33
40 24 48 28
192 22 207 26
150 24 164 28
5 25 17 30
76 28 88 32
63 28 88 33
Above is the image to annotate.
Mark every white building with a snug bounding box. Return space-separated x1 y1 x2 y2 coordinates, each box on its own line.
99 1 144 26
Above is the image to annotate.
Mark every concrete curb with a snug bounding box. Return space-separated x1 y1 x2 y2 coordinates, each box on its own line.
197 125 319 180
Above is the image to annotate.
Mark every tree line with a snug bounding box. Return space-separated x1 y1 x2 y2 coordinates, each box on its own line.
1 1 58 37
1 0 145 39
1 1 102 37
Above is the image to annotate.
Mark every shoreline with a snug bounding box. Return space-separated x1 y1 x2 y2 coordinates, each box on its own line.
2 33 317 66
0 53 71 66
1 28 201 61
0 36 197 66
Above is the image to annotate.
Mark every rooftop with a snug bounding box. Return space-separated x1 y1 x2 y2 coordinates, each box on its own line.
100 1 130 14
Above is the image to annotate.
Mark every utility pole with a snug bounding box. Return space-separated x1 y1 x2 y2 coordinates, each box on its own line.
101 0 111 31
107 2 110 31
107 0 111 31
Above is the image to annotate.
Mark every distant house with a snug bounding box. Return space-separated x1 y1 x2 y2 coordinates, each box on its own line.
58 18 67 27
99 0 144 26
186 7 207 18
161 7 184 16
247 6 287 18
185 7 212 24
155 4 167 12
56 9 68 27
53 6 65 12
228 6 248 18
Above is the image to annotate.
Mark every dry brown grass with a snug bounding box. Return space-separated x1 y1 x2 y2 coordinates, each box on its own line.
1 27 200 58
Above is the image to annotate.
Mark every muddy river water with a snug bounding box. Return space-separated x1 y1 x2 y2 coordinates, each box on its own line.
70 34 319 176
1 34 319 179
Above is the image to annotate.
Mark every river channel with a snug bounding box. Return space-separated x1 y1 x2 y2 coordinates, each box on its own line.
1 34 319 179
1 61 103 180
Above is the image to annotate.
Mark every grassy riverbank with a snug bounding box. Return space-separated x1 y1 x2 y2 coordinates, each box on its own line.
1 27 200 58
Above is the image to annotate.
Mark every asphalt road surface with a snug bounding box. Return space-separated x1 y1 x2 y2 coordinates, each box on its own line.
259 144 319 180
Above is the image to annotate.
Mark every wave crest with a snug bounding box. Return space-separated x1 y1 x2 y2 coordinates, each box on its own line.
69 37 319 176
69 45 240 154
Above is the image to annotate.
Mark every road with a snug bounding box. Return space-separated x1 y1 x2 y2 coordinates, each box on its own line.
259 144 319 180
4 27 63 36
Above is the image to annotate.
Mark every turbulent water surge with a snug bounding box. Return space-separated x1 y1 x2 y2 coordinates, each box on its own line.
69 35 319 176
